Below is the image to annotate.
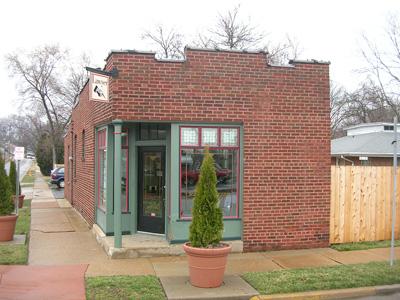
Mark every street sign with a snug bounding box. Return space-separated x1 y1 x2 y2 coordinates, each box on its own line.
14 147 25 160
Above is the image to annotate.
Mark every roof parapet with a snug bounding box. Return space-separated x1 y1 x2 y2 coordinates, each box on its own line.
289 59 330 65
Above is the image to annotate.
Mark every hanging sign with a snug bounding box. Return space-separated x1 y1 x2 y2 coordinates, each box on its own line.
90 73 109 102
14 147 25 160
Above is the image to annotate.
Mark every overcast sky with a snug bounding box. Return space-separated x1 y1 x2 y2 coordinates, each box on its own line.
0 0 399 117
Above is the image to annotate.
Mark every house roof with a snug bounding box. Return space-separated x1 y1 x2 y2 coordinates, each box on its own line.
344 122 395 131
331 131 399 157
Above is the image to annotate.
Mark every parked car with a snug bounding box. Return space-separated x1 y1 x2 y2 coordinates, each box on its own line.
181 163 231 186
50 167 65 188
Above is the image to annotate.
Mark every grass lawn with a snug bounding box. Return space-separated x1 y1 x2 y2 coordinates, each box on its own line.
0 200 31 265
242 260 400 295
21 172 35 186
86 275 166 300
331 240 400 251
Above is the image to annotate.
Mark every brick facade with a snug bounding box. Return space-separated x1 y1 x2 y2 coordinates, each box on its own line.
65 48 331 251
64 80 112 225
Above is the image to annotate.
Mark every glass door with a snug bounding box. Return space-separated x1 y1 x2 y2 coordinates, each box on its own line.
138 147 165 234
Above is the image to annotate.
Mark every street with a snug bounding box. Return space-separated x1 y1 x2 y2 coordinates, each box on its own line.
358 293 400 299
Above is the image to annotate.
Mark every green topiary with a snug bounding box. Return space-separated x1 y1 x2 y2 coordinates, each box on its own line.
9 160 17 195
0 156 14 216
189 147 224 248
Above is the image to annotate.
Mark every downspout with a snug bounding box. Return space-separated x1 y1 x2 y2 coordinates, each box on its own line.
339 155 354 166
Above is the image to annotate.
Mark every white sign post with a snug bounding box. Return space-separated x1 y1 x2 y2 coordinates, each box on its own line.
13 147 24 215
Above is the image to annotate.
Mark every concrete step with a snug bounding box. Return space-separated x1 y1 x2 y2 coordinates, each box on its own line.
92 224 243 259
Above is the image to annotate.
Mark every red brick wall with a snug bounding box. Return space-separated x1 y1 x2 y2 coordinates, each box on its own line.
66 48 330 251
64 80 112 225
111 49 330 250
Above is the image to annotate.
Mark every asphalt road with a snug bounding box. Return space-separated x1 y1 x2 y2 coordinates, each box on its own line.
357 292 400 299
5 158 33 179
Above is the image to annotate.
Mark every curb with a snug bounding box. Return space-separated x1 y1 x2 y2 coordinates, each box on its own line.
250 284 400 299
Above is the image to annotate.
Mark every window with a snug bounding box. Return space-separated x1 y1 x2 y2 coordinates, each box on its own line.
97 129 107 210
121 130 129 212
180 126 240 219
73 134 77 178
81 130 86 161
139 124 167 140
384 125 394 131
67 145 71 182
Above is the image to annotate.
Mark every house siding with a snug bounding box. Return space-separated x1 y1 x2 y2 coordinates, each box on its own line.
65 48 330 251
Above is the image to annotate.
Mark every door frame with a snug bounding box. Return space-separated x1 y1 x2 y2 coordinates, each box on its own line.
137 146 166 234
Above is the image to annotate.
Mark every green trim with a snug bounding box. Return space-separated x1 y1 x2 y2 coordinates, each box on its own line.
112 119 123 125
113 123 123 248
135 140 166 146
129 125 138 234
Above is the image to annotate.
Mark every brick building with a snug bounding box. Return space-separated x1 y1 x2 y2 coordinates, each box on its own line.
64 47 330 252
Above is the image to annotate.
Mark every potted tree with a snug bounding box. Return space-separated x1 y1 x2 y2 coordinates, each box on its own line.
0 156 17 241
183 147 232 288
9 160 24 208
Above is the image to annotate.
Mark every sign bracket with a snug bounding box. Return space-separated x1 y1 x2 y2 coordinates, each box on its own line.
85 67 118 78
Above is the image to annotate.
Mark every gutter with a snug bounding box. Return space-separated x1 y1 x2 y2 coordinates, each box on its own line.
339 155 354 166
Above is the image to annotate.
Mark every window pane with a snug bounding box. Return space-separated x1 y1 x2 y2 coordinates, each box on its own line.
143 152 163 217
221 128 238 147
157 126 167 139
99 149 107 209
140 124 149 140
181 127 199 146
121 149 128 212
180 149 238 217
201 128 218 146
150 124 158 139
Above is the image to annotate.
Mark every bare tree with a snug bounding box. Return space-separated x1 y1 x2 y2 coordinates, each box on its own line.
330 80 395 138
330 82 347 137
194 6 301 64
360 13 400 118
5 45 89 168
142 25 185 59
263 35 302 64
206 5 264 50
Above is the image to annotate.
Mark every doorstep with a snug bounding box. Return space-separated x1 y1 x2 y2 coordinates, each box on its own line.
92 224 243 259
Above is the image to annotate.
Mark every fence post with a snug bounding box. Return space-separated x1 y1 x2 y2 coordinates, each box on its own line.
390 117 397 267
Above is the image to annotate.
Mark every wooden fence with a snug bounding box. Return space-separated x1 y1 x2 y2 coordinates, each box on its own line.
330 165 400 244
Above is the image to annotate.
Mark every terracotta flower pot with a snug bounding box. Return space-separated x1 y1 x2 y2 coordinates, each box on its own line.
183 242 232 288
12 195 25 209
0 215 18 241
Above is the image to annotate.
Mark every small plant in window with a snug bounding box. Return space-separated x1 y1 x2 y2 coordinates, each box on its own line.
183 147 231 288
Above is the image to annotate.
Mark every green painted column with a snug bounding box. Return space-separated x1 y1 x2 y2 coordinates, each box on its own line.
113 120 123 248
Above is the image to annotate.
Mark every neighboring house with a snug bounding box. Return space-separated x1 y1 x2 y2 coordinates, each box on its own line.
64 47 330 252
331 122 398 166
